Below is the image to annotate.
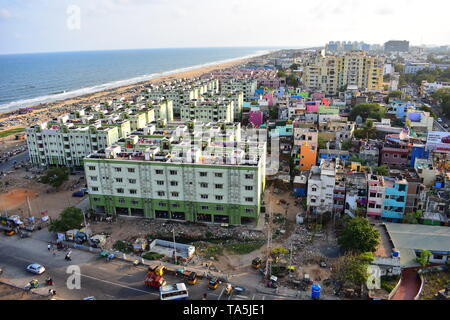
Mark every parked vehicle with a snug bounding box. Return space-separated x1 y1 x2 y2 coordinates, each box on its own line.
208 277 220 290
187 272 197 285
26 264 45 275
160 283 188 300
252 257 262 269
72 191 84 197
144 272 167 289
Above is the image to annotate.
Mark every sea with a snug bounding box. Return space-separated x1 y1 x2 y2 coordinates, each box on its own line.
0 47 276 113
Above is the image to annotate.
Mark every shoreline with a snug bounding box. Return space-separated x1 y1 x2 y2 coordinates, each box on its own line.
0 51 272 134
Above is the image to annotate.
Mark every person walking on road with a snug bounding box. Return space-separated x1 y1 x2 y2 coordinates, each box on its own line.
48 243 51 251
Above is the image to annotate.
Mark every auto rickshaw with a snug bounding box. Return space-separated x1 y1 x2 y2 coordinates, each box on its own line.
5 230 15 236
153 265 166 276
252 257 262 269
208 277 219 290
26 279 39 290
187 272 197 285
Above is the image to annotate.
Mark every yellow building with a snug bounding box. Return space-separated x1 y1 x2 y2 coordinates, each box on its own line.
303 51 385 95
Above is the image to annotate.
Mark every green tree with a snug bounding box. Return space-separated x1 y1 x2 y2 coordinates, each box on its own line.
354 120 377 140
333 252 374 287
48 207 84 233
432 88 450 117
416 249 432 266
349 103 385 122
372 165 388 176
318 136 327 149
403 210 422 224
338 217 380 253
388 91 402 99
40 167 69 188
420 105 437 118
277 70 287 78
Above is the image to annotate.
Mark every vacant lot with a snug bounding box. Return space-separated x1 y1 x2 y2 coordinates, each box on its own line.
0 283 49 300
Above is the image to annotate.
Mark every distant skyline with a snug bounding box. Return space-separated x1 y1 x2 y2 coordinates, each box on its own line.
1 0 449 55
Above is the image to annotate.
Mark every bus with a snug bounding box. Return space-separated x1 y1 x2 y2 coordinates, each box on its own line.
159 283 189 300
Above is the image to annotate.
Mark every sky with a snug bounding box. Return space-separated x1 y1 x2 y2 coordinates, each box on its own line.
0 0 449 54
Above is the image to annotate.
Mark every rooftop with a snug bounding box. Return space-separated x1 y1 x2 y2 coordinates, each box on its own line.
385 223 450 252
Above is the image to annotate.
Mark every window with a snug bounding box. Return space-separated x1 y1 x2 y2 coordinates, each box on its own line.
245 208 254 213
128 168 135 173
158 202 167 207
171 192 179 197
91 187 99 192
157 181 164 185
245 186 253 191
370 192 376 197
216 205 224 211
245 197 253 202
155 169 163 174
116 178 123 183
201 194 208 199
215 173 223 178
114 167 122 172
172 203 180 208
170 170 177 175
200 183 208 188
201 205 209 210
215 195 223 200
130 189 137 194
128 179 136 184
215 184 223 189
157 191 165 196
200 172 207 177
117 188 124 194
90 176 98 181
131 200 139 205
118 198 125 204
170 181 178 186
245 174 254 179
88 166 96 170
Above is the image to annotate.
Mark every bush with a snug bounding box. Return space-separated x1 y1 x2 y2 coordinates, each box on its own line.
112 240 133 253
142 252 165 260
40 167 69 188
48 207 84 232
224 241 265 255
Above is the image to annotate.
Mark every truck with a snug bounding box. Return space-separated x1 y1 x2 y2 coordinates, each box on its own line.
144 272 167 289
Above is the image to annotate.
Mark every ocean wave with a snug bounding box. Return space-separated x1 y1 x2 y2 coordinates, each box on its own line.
0 49 275 113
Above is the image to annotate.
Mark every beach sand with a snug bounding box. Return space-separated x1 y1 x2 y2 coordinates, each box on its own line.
0 57 250 133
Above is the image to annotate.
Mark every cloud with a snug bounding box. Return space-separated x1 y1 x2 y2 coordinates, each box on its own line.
0 8 12 19
376 7 394 15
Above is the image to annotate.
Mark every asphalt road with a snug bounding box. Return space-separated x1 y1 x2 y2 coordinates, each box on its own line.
0 151 29 171
0 232 279 300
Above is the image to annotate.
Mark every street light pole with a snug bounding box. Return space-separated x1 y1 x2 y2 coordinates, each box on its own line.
173 227 177 265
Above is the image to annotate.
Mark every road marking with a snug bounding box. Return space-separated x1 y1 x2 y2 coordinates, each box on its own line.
218 287 225 300
252 294 255 300
75 272 158 296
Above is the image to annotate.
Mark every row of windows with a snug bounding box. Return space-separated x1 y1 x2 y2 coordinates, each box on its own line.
87 166 255 180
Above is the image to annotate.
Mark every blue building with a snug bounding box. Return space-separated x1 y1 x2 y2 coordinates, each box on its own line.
386 101 416 120
318 149 350 164
381 177 408 222
410 144 429 168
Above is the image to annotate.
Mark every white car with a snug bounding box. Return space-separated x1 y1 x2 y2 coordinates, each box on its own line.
26 264 45 275
437 118 443 123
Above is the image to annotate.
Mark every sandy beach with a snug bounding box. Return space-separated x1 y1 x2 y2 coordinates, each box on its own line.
0 57 252 134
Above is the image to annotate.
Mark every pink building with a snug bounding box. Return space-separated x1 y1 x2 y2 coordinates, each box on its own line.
249 109 264 127
306 101 320 112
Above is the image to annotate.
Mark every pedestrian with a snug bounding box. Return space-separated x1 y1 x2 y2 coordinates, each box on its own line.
202 293 207 300
48 243 51 251
52 249 56 256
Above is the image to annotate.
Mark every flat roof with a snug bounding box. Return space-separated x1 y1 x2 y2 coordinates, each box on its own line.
385 223 450 252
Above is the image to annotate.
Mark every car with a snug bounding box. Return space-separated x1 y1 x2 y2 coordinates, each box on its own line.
437 118 443 123
441 136 450 144
444 124 449 129
72 191 84 197
26 264 45 275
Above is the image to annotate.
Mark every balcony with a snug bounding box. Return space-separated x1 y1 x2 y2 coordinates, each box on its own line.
381 210 404 220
